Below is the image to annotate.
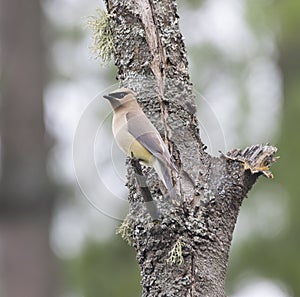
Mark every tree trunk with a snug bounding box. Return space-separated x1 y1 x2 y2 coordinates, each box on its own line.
105 0 277 296
0 0 56 296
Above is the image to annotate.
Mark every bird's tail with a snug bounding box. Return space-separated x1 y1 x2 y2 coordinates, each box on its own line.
153 159 177 201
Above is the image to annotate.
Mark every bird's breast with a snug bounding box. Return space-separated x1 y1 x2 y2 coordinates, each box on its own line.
112 116 154 166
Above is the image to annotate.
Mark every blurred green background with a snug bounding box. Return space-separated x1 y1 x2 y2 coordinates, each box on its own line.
0 0 299 296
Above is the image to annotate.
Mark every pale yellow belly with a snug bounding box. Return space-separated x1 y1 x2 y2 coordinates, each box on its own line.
130 138 153 165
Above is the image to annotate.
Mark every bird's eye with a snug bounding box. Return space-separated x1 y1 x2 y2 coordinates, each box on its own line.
109 91 128 99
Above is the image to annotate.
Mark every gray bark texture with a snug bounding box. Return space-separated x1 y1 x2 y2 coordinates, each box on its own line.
105 0 278 296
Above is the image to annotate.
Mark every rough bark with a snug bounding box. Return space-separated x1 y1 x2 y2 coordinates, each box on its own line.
105 1 277 296
0 0 56 296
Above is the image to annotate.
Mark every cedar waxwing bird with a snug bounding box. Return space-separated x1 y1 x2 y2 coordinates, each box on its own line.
103 88 178 201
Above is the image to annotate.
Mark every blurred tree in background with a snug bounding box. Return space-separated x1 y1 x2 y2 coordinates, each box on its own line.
0 0 299 296
226 1 300 296
66 238 141 297
0 0 56 296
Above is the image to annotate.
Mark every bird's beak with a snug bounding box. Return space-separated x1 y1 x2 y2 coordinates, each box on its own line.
103 94 113 100
103 91 128 100
103 93 121 109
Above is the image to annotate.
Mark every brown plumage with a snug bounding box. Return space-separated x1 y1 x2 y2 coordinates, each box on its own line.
103 88 177 200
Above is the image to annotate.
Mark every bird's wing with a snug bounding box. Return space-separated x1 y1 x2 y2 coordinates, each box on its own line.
127 111 178 200
126 111 166 159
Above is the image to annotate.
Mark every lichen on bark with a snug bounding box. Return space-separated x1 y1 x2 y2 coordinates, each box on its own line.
87 8 114 63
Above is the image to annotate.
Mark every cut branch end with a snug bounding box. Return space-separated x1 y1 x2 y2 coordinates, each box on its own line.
222 144 279 178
